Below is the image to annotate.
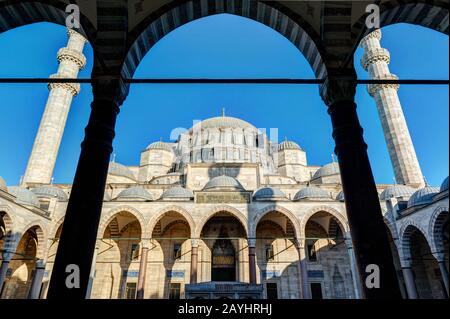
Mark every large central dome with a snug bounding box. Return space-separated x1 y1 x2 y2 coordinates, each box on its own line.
190 116 257 132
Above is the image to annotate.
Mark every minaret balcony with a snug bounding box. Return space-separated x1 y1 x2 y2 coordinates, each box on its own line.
361 47 390 70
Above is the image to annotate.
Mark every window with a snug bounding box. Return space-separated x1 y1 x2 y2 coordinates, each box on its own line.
307 244 317 262
125 283 137 299
265 244 274 261
169 283 181 299
39 200 50 210
173 243 182 260
266 283 278 299
130 244 139 261
310 283 323 299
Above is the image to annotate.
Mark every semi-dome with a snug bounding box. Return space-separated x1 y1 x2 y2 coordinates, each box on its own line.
336 190 345 202
32 185 68 201
146 141 173 152
407 186 440 208
108 162 136 181
7 186 40 207
312 162 340 180
0 176 6 191
161 186 194 199
116 186 153 201
203 175 245 191
191 116 256 131
380 185 416 201
294 186 330 200
253 187 286 200
440 176 449 192
278 140 302 151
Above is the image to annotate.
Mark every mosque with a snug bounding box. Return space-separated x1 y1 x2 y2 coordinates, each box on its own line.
0 28 448 299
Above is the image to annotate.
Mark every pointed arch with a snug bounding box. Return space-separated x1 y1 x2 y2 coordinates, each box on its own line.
428 206 449 260
251 204 300 239
19 221 47 261
399 222 431 266
195 205 248 238
301 206 349 238
98 206 146 238
148 205 195 239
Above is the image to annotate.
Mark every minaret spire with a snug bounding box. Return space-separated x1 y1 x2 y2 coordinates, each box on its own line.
360 29 424 187
22 29 87 186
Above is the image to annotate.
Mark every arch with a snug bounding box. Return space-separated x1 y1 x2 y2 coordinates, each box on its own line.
301 206 349 239
0 205 15 236
428 206 449 259
252 204 300 239
0 1 95 40
18 221 47 261
352 0 449 44
148 205 195 239
97 206 146 238
123 0 326 80
400 222 431 266
195 205 248 238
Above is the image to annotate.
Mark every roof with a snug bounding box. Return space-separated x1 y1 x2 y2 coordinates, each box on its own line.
32 185 68 201
203 175 245 191
161 186 194 199
278 140 302 151
190 116 257 132
7 186 40 207
379 185 416 201
440 176 449 192
0 176 6 191
108 162 136 181
312 162 340 180
253 187 286 200
407 186 440 208
146 141 173 152
336 190 345 202
116 186 153 201
294 186 330 200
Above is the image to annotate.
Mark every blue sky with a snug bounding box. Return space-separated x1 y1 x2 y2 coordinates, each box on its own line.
0 14 448 186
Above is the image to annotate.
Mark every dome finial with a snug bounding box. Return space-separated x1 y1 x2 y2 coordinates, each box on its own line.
111 153 116 163
392 177 397 185
221 107 225 117
331 153 336 163
423 176 429 187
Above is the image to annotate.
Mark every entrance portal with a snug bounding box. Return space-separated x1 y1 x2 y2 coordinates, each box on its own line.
212 238 236 281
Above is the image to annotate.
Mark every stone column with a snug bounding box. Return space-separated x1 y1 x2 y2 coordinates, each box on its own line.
0 252 13 294
28 260 46 299
438 260 449 297
321 73 402 299
295 240 310 299
85 243 99 299
360 29 424 187
345 239 362 299
46 77 126 299
401 266 418 299
136 240 150 299
248 239 257 285
190 239 199 284
22 29 87 186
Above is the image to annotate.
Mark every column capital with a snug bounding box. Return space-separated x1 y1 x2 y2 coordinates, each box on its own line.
140 239 151 249
294 238 306 250
320 70 357 106
191 239 199 248
247 238 256 247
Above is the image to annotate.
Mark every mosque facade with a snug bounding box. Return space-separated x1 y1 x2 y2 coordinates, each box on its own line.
0 29 448 299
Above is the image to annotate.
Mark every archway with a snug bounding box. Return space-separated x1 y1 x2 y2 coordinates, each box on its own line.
200 211 247 283
431 210 449 272
0 225 44 299
92 211 142 299
149 210 192 299
255 210 300 299
403 225 446 298
304 211 354 299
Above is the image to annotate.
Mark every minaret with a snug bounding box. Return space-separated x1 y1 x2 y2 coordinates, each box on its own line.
22 29 86 186
360 29 425 187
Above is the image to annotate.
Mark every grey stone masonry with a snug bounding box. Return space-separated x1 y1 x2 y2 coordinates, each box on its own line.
360 30 424 187
22 29 86 186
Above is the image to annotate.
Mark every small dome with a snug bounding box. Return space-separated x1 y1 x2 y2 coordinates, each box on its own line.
312 162 340 180
0 176 6 191
161 186 194 199
7 186 40 207
278 140 302 151
294 186 330 200
440 176 449 192
146 141 173 152
336 190 345 202
407 186 440 207
32 185 68 201
253 187 286 200
203 175 245 191
380 185 416 201
116 186 153 201
108 162 136 181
